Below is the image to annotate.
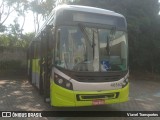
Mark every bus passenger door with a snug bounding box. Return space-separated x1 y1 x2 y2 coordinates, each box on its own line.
39 26 54 102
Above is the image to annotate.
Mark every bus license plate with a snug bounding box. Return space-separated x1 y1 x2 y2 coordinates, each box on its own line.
92 99 105 105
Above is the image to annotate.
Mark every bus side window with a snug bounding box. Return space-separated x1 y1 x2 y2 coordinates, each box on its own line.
41 31 46 57
30 41 40 59
34 43 38 59
51 28 55 65
48 27 55 50
36 42 41 59
30 44 34 59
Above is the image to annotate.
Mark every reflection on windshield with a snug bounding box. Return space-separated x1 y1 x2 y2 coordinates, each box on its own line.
55 26 128 72
55 26 92 71
99 30 127 71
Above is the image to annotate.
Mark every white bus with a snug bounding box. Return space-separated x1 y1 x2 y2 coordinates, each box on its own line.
27 4 129 107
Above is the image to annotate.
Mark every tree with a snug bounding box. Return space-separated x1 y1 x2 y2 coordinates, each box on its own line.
29 0 55 33
0 0 15 32
14 0 29 36
0 32 34 48
0 0 30 33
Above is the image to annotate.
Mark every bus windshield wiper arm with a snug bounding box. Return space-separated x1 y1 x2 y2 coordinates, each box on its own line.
106 36 110 56
106 26 116 55
78 24 96 59
78 23 93 48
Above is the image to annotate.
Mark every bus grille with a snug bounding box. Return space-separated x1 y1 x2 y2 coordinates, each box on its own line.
76 75 122 82
76 92 119 101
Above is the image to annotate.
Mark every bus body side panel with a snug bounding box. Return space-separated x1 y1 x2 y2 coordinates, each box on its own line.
27 59 31 82
50 80 129 107
32 59 41 88
32 59 36 85
35 59 41 88
27 60 30 77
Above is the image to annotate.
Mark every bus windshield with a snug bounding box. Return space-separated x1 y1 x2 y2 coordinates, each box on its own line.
55 25 128 72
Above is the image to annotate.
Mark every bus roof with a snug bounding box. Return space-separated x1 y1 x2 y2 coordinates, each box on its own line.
35 4 125 38
55 5 124 18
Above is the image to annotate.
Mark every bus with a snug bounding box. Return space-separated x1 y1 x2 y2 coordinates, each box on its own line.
27 4 129 107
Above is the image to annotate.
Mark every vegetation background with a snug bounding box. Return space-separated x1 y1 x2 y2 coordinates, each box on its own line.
0 0 160 77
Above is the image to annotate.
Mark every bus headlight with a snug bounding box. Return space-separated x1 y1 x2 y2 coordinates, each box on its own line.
58 79 64 84
54 74 73 90
66 82 71 88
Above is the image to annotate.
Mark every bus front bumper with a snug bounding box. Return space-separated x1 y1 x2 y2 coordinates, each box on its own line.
50 81 129 107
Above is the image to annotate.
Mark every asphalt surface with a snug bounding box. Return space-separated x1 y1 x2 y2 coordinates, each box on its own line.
0 75 160 120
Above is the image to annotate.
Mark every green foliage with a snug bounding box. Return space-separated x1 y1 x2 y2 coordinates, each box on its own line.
30 0 55 17
9 19 21 37
0 32 34 48
0 24 7 32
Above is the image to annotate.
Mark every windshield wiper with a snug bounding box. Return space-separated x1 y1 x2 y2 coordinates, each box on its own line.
106 36 110 56
78 24 93 48
105 26 116 55
78 24 97 60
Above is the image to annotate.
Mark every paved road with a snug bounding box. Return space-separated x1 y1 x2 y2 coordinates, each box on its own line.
0 76 160 120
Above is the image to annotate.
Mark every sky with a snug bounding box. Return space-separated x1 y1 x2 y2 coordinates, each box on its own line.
22 12 44 33
5 11 35 33
0 0 35 33
159 0 160 14
5 10 46 34
21 12 35 33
